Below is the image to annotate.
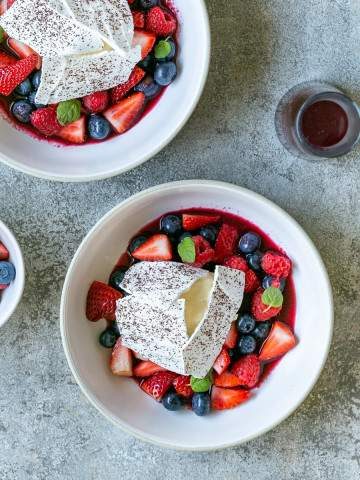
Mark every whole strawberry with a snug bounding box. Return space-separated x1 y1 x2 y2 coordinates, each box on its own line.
146 6 177 36
30 106 61 136
251 288 282 321
82 91 109 113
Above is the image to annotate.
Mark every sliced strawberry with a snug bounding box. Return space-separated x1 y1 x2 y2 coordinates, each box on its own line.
57 115 86 144
214 370 243 388
0 241 9 260
215 223 239 262
0 284 8 290
173 375 193 398
182 213 220 231
0 54 38 96
213 347 231 375
132 10 145 28
223 255 248 272
231 354 261 388
259 320 296 362
140 371 177 401
110 67 146 104
30 106 61 136
244 269 260 293
132 233 172 261
7 38 42 69
146 6 177 37
224 322 238 349
132 29 157 59
211 386 251 410
104 91 145 134
110 339 133 376
82 91 109 113
86 281 123 322
133 360 166 377
0 52 16 68
192 235 215 267
251 288 282 321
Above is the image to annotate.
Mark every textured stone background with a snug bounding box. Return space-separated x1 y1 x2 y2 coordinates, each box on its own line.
1 1 360 478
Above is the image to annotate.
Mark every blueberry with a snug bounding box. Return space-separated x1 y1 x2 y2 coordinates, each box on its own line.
137 55 156 74
192 392 211 416
11 100 33 123
99 328 117 348
139 0 158 9
134 76 162 99
27 91 46 109
199 225 218 245
237 335 257 355
160 214 182 236
154 38 176 62
262 275 286 292
128 234 148 254
252 321 271 341
31 70 41 90
88 114 111 141
236 313 256 334
162 392 182 411
154 62 177 86
246 250 263 271
15 78 32 96
238 232 261 254
109 267 127 291
0 261 15 284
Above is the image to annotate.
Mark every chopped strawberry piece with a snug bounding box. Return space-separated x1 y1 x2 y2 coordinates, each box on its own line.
251 288 282 321
0 52 16 68
0 241 9 260
231 354 261 388
261 251 292 278
140 371 177 401
0 54 38 96
82 91 109 113
110 339 133 376
214 370 243 388
0 284 8 290
224 322 238 349
110 67 145 104
132 29 157 59
30 106 61 136
215 223 238 262
211 386 251 410
173 375 193 398
213 347 231 375
223 255 248 272
132 233 172 261
244 269 260 293
132 10 145 28
146 6 177 37
104 91 145 134
259 320 296 362
182 213 220 231
192 235 215 267
7 38 42 69
86 281 122 322
57 115 86 144
133 360 166 377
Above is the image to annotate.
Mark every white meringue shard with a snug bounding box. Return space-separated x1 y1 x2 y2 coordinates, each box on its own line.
116 262 245 378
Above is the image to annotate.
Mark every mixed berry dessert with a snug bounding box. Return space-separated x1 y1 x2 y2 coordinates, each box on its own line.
0 0 178 145
0 239 16 296
86 210 297 416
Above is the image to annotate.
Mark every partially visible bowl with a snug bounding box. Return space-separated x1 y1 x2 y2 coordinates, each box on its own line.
60 180 333 450
0 0 210 182
0 220 25 328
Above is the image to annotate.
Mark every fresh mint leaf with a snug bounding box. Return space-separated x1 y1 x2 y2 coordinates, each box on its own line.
177 236 195 263
56 99 81 126
262 286 283 308
190 372 213 393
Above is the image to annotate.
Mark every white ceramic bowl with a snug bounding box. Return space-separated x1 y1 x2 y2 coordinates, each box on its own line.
0 1 210 182
0 220 25 328
60 180 333 450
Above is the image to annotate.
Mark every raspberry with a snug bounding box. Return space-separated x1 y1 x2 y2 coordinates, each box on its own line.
244 269 260 293
251 289 282 321
146 6 177 36
261 251 291 278
82 91 109 113
231 354 261 388
214 224 238 262
132 10 145 28
223 255 248 272
192 235 215 267
30 106 61 136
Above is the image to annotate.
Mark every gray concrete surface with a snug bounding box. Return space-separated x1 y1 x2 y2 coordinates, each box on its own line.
0 0 359 478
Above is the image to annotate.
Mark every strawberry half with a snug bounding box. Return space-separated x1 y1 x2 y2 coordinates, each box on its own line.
7 38 42 69
182 213 220 231
224 322 238 349
111 67 146 104
0 54 38 96
57 115 86 144
0 241 9 260
215 223 238 262
110 339 133 376
251 288 282 321
104 91 145 134
213 347 231 375
132 233 172 261
140 371 177 401
192 235 215 267
86 281 123 322
30 106 62 136
133 360 166 377
132 29 157 59
0 52 16 68
231 354 261 388
173 375 193 398
214 370 243 388
259 320 296 362
146 6 177 37
211 386 251 410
